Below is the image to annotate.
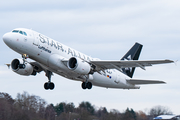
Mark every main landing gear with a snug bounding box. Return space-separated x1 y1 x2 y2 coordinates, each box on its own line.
44 70 55 90
81 76 92 89
81 82 92 89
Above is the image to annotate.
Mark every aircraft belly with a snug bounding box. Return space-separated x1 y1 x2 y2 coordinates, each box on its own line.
92 70 137 89
92 72 121 88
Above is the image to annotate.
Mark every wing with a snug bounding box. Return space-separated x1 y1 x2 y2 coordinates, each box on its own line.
90 59 174 71
126 79 166 85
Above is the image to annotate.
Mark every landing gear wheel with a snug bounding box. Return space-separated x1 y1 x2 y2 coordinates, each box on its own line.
82 82 86 89
44 82 49 90
44 82 55 90
49 82 55 90
81 82 92 90
87 82 92 89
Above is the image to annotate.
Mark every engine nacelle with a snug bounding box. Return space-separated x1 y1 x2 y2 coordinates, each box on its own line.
67 57 91 74
11 59 33 76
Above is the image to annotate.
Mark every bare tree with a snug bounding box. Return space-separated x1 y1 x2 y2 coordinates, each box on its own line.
136 111 148 120
149 105 173 118
13 91 47 120
45 104 56 120
0 92 14 120
96 107 108 119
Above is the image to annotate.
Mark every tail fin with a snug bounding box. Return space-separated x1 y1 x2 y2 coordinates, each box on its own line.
121 42 143 78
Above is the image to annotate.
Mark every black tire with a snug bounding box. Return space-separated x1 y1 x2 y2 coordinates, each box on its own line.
87 82 92 89
81 82 86 89
19 64 25 69
44 82 49 90
49 82 55 90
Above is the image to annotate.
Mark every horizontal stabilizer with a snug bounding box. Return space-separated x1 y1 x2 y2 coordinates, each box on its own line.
126 79 166 85
5 64 11 69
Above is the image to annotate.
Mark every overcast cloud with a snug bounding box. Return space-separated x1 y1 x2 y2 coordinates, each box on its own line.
0 0 180 114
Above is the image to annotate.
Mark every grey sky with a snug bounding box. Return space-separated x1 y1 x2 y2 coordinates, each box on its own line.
0 0 180 114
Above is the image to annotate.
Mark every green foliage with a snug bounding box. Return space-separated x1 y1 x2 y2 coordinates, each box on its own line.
78 101 95 115
54 102 65 115
122 108 137 120
54 102 75 115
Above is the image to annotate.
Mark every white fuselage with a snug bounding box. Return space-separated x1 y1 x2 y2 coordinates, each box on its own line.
3 28 139 89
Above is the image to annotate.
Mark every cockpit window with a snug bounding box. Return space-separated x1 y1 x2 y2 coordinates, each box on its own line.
23 32 27 36
12 30 27 36
19 31 23 35
12 30 19 33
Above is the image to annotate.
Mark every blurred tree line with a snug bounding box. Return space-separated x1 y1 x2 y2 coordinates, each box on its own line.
0 92 173 120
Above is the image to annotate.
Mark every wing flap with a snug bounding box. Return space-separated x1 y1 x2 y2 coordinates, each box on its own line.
126 79 166 85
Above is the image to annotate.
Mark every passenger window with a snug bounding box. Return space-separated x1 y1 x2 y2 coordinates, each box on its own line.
19 31 23 35
12 30 19 33
23 32 27 36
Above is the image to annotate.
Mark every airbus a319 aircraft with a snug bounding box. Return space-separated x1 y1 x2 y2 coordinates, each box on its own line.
3 28 173 90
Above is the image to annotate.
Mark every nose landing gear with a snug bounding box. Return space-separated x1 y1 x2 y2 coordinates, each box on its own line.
44 70 55 90
18 54 28 69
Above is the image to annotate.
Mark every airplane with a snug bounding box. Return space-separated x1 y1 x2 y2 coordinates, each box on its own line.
3 28 174 90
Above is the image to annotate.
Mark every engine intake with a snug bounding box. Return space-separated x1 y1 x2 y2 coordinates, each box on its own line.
11 59 33 76
67 57 92 74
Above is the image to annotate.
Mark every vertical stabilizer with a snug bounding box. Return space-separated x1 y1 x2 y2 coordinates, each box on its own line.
121 42 143 78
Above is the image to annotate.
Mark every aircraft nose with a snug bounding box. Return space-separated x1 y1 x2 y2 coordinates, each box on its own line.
3 32 11 45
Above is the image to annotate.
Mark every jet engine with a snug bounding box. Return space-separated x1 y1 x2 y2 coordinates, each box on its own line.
11 59 33 76
67 57 92 74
